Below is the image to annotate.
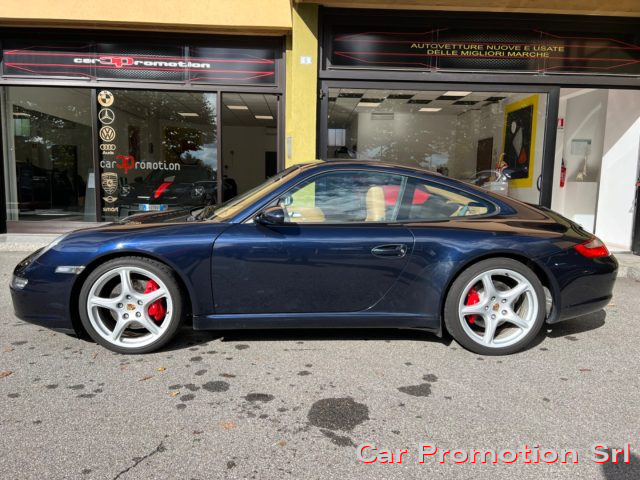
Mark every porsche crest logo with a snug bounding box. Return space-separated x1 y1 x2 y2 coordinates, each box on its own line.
101 172 118 196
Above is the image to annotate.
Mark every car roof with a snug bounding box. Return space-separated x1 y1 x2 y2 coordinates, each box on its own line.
295 160 444 178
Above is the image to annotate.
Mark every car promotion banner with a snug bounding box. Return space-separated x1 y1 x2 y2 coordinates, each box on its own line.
1 40 277 84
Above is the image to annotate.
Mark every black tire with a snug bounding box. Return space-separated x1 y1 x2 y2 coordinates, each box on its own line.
444 258 545 356
79 256 183 354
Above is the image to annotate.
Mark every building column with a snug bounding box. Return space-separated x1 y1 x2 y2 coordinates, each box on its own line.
285 3 319 166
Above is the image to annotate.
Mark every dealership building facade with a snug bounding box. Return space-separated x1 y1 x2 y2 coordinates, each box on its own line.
0 0 639 253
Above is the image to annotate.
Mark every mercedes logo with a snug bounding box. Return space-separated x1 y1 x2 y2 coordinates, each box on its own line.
98 108 115 125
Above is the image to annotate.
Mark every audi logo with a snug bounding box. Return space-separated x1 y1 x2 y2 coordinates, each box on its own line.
100 144 117 151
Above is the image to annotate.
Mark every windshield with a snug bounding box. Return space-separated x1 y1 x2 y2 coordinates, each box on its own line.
197 164 305 221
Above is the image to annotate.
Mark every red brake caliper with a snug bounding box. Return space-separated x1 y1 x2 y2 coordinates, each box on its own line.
144 280 166 322
465 287 480 325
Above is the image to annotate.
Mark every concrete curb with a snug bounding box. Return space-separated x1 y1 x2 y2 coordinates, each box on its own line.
0 234 58 253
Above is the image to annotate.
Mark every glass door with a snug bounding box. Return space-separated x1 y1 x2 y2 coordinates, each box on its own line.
220 93 280 201
323 86 552 204
4 86 94 229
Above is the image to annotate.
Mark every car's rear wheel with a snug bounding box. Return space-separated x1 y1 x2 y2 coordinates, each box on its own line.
79 257 183 354
444 258 545 355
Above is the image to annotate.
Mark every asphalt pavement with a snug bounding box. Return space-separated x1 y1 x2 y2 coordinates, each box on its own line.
0 251 638 479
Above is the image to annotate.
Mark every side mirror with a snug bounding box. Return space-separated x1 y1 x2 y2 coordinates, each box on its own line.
255 206 286 225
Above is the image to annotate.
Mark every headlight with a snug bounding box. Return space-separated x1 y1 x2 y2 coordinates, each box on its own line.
11 275 28 289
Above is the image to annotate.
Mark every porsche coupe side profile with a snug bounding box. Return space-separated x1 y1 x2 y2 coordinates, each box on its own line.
10 162 617 355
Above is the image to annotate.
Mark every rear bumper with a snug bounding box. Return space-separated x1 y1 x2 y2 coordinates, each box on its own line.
544 252 618 324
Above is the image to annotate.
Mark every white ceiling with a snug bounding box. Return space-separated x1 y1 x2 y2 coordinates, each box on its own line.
328 88 520 127
108 90 278 127
222 93 278 127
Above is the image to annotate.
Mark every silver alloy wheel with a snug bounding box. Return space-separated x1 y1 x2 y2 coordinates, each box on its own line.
458 268 538 348
86 266 173 349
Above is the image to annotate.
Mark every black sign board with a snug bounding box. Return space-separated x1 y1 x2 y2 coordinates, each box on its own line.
330 26 640 75
1 40 277 85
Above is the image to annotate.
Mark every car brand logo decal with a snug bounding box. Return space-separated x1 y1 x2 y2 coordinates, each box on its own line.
126 303 136 311
99 126 116 142
101 172 118 196
98 108 115 125
100 143 116 153
97 90 114 107
103 196 118 204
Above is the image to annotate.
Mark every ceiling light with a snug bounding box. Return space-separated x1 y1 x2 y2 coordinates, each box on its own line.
255 115 273 120
227 105 249 110
357 102 380 107
419 107 442 112
178 112 199 117
443 91 472 97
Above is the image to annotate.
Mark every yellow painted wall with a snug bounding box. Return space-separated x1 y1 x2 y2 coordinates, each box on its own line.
0 0 293 34
285 4 320 166
297 0 640 17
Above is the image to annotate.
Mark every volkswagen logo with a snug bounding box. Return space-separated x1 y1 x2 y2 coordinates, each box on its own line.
99 126 116 142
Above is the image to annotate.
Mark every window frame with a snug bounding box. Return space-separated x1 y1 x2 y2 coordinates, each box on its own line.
245 168 501 226
397 175 498 222
276 169 408 225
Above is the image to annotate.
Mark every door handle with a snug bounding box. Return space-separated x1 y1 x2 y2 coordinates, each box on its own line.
371 244 408 258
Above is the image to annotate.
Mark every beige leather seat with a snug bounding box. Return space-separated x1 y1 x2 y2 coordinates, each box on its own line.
365 186 386 222
286 206 326 223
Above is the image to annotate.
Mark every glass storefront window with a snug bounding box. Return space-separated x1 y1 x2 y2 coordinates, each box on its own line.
4 86 94 223
220 93 279 197
327 88 549 204
97 90 217 220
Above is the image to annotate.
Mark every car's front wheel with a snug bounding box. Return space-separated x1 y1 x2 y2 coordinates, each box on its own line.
79 257 183 354
444 258 545 355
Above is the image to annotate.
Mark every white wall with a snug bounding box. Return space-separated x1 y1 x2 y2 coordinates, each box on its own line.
595 90 640 251
355 111 458 172
551 89 608 232
453 103 503 178
222 126 277 194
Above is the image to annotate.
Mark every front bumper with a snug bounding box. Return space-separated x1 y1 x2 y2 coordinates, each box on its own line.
10 257 77 333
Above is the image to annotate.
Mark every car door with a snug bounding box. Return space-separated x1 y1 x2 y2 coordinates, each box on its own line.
211 170 415 314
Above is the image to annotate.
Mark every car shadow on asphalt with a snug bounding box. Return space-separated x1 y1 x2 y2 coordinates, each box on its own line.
67 309 607 354
162 309 606 353
525 309 607 351
162 326 454 353
601 450 639 479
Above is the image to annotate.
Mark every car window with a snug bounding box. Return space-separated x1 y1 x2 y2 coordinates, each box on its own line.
278 170 407 224
398 178 495 221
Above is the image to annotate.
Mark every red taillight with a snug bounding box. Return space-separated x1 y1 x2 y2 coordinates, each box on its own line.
153 181 172 199
574 237 610 258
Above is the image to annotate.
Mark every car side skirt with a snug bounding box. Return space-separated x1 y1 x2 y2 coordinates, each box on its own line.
193 312 439 334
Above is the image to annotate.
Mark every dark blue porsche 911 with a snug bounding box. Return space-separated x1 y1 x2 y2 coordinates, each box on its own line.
10 161 617 355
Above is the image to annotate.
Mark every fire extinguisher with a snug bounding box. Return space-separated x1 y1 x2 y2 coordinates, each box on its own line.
560 159 567 188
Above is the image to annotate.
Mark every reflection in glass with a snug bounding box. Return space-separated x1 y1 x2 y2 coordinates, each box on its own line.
97 90 218 220
4 87 93 222
327 88 548 204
